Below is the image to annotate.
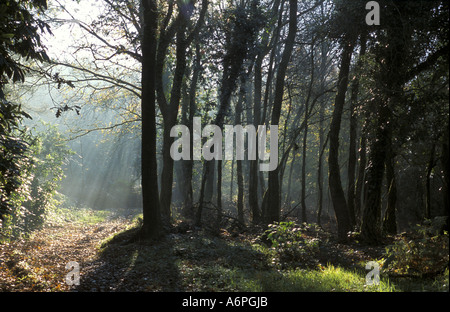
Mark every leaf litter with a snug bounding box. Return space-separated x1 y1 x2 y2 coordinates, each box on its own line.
2 215 446 292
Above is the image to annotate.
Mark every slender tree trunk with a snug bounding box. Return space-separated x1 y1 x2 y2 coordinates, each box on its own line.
316 9 328 227
230 158 235 201
286 151 296 207
159 12 190 220
328 37 355 241
263 0 297 224
300 42 315 224
160 116 177 220
180 41 202 220
382 143 397 235
216 159 223 222
196 3 254 225
347 77 358 228
158 0 208 221
300 104 308 224
425 142 436 220
235 90 245 224
140 0 161 239
347 34 366 228
317 112 324 226
355 131 366 226
249 53 263 224
441 125 449 229
261 0 284 127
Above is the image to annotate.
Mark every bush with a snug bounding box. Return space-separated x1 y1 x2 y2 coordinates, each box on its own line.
262 221 320 268
0 99 31 224
384 223 449 277
1 123 72 238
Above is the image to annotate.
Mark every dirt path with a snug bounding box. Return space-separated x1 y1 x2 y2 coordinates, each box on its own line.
0 218 131 291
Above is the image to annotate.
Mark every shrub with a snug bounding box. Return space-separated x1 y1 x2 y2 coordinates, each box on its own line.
262 221 320 268
1 123 72 238
384 223 449 277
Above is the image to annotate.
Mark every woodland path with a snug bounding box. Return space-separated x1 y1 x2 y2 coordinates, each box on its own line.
0 218 131 291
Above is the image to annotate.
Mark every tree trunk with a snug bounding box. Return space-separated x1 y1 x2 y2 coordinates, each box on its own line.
160 116 177 220
180 42 202 220
159 12 190 220
441 125 449 229
216 159 223 223
300 123 308 224
196 3 253 225
425 142 436 220
300 42 315 224
382 146 397 235
355 131 366 226
317 113 324 226
347 76 358 228
235 89 245 224
249 53 263 224
140 0 161 239
263 0 297 224
286 151 296 207
158 0 208 221
361 5 407 245
317 9 328 227
361 105 389 244
328 37 355 241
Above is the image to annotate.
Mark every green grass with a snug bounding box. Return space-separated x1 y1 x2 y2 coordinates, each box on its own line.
175 262 396 292
87 219 448 292
247 265 395 292
95 225 400 292
45 206 111 225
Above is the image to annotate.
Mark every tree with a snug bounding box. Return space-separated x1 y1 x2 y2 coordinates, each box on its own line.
139 0 161 239
327 35 355 240
0 0 51 223
326 0 368 240
347 33 366 228
262 0 297 224
157 0 208 220
361 1 448 244
249 0 280 224
196 1 263 225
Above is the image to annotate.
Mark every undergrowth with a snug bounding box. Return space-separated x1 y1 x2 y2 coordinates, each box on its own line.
92 220 398 292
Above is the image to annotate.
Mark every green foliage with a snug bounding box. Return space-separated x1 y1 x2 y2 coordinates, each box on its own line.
241 264 396 292
263 222 320 267
2 123 72 237
0 0 51 84
264 221 302 248
384 224 449 278
0 98 31 223
23 124 72 231
1 0 52 231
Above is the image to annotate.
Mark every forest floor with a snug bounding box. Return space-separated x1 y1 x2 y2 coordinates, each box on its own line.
0 208 448 292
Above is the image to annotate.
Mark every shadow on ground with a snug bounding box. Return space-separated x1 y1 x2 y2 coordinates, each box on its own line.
74 224 279 292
